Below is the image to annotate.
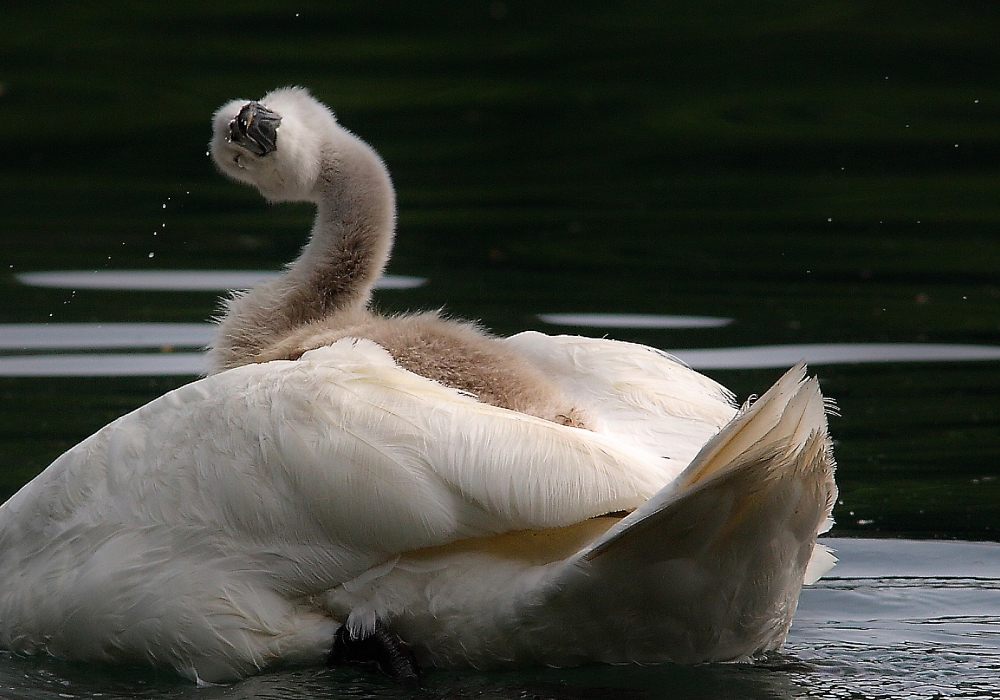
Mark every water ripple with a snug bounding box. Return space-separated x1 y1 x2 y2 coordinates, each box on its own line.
15 271 426 292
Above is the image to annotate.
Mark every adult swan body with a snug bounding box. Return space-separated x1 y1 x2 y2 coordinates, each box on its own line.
0 88 837 684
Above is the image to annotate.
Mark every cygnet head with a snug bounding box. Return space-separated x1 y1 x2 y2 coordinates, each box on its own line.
211 87 344 203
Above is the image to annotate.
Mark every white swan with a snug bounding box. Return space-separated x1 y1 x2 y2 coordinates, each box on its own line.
0 87 837 684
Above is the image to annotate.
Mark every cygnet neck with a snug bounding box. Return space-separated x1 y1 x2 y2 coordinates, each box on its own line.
209 133 396 374
289 135 396 318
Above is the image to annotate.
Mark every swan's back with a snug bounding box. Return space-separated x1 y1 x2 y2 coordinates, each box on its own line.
0 337 728 681
504 331 737 461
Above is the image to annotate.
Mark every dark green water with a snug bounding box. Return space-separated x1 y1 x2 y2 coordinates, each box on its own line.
2 2 1000 697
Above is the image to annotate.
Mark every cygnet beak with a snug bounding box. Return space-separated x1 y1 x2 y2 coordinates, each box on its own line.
228 102 281 156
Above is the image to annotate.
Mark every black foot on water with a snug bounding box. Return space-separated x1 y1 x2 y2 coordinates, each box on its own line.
328 619 420 684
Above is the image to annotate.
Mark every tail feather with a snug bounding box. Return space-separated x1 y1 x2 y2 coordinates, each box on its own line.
669 361 811 492
541 363 837 664
772 376 827 450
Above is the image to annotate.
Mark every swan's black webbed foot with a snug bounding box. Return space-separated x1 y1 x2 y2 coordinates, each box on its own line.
328 619 420 684
228 102 281 156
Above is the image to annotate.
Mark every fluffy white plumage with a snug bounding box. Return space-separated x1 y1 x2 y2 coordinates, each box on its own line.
0 336 836 681
0 88 838 683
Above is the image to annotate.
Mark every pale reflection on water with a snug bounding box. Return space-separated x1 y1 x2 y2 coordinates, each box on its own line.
673 342 1000 369
0 323 213 350
9 269 1000 376
0 352 207 377
2 321 1000 376
538 313 732 329
15 271 427 291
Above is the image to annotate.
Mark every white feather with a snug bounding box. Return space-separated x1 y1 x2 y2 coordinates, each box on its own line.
0 337 836 680
504 332 737 460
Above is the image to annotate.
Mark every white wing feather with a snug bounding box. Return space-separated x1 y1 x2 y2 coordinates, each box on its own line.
0 337 680 675
315 363 838 668
0 336 834 679
504 332 737 469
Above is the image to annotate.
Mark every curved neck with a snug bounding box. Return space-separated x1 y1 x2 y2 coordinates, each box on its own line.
209 136 396 373
287 137 396 321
